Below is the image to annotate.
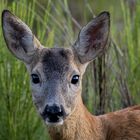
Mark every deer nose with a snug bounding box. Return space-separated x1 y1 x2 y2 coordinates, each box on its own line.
46 104 62 115
41 104 65 122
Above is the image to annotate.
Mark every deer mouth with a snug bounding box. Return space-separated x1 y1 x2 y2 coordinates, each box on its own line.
41 114 65 126
45 117 64 126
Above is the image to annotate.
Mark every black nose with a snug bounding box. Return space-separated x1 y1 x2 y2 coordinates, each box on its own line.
41 104 65 122
46 104 62 116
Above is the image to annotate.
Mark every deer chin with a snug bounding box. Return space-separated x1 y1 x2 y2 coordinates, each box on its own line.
45 117 64 126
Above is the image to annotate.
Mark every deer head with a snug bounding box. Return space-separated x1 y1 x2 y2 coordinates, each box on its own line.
2 10 110 126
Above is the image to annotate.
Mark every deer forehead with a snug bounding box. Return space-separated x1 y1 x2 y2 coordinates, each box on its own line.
30 47 80 80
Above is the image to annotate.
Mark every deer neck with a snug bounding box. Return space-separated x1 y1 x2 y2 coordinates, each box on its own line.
48 96 104 140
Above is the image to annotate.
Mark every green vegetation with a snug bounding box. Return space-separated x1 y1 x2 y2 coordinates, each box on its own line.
0 0 140 139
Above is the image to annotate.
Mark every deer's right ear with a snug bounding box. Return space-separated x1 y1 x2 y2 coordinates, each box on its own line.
2 10 42 63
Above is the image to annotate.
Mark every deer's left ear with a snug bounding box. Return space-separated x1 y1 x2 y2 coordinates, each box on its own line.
73 12 110 64
2 10 42 64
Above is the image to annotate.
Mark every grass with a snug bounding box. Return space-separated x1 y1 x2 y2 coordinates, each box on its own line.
0 0 140 139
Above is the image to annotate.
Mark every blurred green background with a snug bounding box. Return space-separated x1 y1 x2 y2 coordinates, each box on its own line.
0 0 140 139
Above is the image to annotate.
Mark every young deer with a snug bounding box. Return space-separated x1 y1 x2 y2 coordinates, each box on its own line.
2 10 140 140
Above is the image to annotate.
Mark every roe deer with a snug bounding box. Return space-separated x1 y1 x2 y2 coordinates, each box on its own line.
2 10 140 140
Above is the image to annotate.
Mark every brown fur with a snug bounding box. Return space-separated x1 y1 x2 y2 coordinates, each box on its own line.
48 97 140 140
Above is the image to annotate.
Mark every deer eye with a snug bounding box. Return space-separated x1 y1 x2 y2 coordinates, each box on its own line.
71 75 79 85
31 74 40 84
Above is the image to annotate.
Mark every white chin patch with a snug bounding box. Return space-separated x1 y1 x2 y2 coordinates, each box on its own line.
45 118 64 126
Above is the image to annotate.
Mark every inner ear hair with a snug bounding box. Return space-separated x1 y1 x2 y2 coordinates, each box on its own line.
2 10 42 63
73 11 110 64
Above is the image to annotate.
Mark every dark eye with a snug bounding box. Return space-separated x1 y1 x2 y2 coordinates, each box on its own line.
71 75 79 85
31 74 40 84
